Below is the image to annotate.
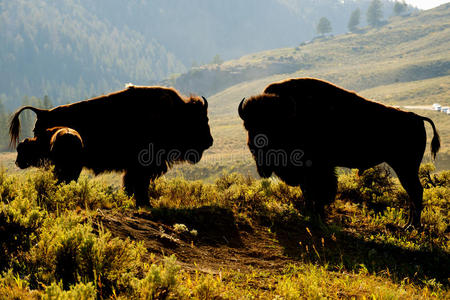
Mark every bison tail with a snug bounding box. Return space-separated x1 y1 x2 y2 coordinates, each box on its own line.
422 117 440 160
9 106 46 148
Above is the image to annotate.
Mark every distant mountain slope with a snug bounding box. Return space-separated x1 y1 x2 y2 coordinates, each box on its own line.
169 3 449 98
0 0 185 108
193 4 450 171
0 0 406 108
83 0 401 66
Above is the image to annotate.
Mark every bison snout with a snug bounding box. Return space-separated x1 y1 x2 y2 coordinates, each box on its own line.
16 160 28 169
256 165 273 178
186 152 202 164
206 136 213 148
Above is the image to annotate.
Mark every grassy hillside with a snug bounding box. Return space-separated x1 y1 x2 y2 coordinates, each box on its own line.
170 3 449 96
0 167 448 299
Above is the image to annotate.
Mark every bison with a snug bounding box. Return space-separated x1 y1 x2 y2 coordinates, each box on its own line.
16 127 84 183
238 78 440 229
10 85 213 206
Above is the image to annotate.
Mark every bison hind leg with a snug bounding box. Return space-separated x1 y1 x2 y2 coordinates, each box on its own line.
390 163 423 229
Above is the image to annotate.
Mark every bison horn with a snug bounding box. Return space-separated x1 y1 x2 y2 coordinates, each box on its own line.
202 96 208 109
238 98 246 120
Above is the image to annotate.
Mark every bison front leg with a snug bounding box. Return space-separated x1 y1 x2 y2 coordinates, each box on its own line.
122 171 135 197
123 170 151 207
301 166 337 220
53 163 82 184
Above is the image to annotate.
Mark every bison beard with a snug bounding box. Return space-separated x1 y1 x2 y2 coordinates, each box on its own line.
10 86 214 207
239 78 440 229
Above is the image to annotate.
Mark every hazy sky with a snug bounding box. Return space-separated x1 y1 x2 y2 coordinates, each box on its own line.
404 0 449 9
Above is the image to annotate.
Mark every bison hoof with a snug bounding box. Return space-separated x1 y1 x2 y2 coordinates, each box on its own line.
135 200 151 208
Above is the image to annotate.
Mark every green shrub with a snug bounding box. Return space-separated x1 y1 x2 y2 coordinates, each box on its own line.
0 270 38 300
0 196 46 272
0 168 18 203
44 281 95 300
54 177 133 211
150 177 220 208
134 255 180 299
15 169 133 212
215 172 252 191
338 166 406 209
28 214 146 297
419 163 450 188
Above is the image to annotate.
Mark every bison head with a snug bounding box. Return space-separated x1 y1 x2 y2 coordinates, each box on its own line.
15 137 48 169
238 94 297 178
177 96 213 164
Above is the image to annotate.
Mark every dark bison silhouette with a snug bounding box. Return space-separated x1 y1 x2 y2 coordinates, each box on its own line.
10 86 213 206
16 127 84 183
239 78 440 228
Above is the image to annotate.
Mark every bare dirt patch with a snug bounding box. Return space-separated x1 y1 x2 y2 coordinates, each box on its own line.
96 207 299 276
95 205 449 287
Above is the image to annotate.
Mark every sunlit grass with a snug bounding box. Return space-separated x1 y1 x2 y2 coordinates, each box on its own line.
0 165 448 298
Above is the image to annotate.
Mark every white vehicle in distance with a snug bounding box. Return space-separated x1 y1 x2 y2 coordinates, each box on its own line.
441 107 449 113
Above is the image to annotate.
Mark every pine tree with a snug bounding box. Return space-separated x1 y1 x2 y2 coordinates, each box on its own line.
0 99 8 150
211 54 223 65
43 95 52 109
316 17 332 36
394 1 407 16
367 0 383 27
348 8 361 32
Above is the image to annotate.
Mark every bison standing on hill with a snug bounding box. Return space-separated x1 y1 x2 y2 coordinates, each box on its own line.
10 86 214 207
238 78 440 229
16 127 84 183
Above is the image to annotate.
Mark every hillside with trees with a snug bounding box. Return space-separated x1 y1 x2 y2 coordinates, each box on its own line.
0 0 409 109
164 3 450 177
166 3 447 97
0 0 185 109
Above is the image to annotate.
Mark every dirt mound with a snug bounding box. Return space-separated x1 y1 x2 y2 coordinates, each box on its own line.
96 206 449 286
96 207 299 275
